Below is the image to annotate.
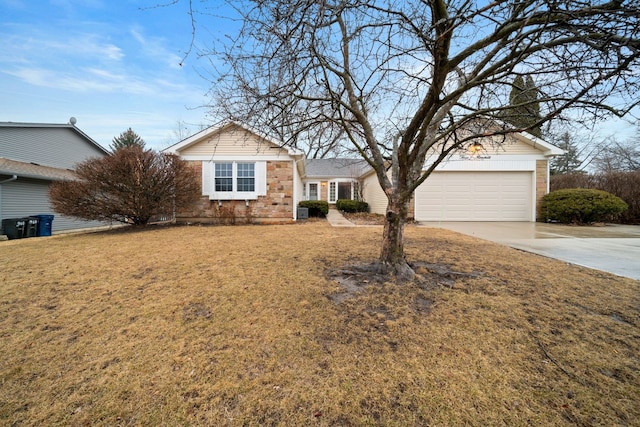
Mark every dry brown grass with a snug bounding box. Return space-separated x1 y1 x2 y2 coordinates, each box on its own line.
1 222 638 426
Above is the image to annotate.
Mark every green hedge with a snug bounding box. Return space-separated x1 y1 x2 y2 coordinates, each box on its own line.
335 199 369 213
550 171 640 224
298 200 329 217
540 188 628 224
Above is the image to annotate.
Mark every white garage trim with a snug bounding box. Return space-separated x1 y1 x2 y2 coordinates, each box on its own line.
414 171 534 222
426 156 538 171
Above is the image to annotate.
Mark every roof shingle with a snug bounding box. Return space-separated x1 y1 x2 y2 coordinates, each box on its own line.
304 158 371 178
0 157 76 181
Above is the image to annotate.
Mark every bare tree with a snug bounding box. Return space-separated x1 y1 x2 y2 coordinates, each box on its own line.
593 134 640 172
196 0 640 279
162 120 210 149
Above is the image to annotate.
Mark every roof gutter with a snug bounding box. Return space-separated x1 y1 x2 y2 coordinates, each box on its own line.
0 175 17 184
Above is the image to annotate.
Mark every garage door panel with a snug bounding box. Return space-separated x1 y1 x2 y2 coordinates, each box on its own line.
415 172 532 221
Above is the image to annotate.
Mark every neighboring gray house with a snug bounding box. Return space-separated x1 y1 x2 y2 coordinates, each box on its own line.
0 121 110 234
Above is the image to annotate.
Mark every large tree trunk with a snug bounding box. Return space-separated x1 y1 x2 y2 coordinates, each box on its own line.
377 197 414 281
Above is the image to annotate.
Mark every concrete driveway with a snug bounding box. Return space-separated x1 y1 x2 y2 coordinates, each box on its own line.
419 222 640 281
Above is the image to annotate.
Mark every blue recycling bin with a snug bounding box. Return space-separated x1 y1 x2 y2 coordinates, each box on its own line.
34 214 54 237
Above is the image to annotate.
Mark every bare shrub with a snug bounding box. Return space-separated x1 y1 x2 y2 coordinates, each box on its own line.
50 146 200 226
213 205 237 225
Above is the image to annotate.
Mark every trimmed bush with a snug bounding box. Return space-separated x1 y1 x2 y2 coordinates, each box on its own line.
540 188 628 224
335 199 369 213
298 200 329 217
551 171 640 224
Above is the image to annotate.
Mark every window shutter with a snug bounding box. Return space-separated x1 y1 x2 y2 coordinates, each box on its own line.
202 161 212 196
255 161 267 196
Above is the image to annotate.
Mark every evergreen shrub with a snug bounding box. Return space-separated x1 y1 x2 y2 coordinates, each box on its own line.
540 188 628 224
335 199 369 213
298 200 329 217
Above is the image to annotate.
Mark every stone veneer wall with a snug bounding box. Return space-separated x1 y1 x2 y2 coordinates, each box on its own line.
177 160 295 224
535 159 548 221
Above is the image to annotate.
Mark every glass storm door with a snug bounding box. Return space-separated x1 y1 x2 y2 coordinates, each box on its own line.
308 183 319 200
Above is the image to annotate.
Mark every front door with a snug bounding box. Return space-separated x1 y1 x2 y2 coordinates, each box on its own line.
328 181 354 203
308 182 319 200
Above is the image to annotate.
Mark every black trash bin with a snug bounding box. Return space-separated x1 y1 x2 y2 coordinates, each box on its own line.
2 218 27 240
25 217 39 237
34 214 54 237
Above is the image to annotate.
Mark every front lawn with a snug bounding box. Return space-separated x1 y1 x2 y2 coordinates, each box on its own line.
1 223 638 426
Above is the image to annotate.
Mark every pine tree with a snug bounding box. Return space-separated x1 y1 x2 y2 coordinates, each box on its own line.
111 128 146 152
505 75 542 138
550 132 583 175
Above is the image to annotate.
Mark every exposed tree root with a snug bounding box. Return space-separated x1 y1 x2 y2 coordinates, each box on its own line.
326 260 483 303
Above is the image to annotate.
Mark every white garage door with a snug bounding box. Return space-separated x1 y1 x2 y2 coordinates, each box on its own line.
414 171 533 221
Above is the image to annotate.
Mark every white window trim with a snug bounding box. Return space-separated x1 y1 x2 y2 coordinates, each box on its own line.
328 181 337 204
202 161 267 200
328 179 357 203
306 181 321 201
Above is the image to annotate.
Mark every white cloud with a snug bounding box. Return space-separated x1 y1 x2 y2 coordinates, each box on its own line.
129 26 183 70
0 25 124 67
0 6 212 150
100 43 125 61
3 65 201 99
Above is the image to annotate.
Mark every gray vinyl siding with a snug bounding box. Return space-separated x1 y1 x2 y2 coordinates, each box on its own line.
0 127 107 169
0 178 110 233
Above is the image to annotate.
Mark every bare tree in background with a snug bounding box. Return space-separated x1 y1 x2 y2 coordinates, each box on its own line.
593 134 640 172
163 120 210 149
191 0 640 279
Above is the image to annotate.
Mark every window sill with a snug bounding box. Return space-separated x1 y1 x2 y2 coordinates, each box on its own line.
210 192 258 201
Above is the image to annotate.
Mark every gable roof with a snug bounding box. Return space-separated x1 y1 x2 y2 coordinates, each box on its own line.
163 121 304 157
512 130 564 156
304 158 371 178
0 121 110 156
473 117 564 156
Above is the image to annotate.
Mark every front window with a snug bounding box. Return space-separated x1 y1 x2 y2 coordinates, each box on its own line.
236 163 255 192
208 161 265 200
338 182 352 200
328 180 357 203
215 163 233 192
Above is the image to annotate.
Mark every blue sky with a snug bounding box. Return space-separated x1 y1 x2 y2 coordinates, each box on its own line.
0 0 237 150
1 1 636 152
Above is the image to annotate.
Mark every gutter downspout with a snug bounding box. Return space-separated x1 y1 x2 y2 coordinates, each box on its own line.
0 175 18 184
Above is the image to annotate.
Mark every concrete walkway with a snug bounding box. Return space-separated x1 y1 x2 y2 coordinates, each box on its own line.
420 222 640 281
326 208 356 227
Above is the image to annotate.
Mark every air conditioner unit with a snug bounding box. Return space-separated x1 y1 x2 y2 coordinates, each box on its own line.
297 207 309 219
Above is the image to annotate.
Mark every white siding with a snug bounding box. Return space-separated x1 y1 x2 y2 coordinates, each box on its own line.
361 172 388 215
180 125 291 158
485 134 542 155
